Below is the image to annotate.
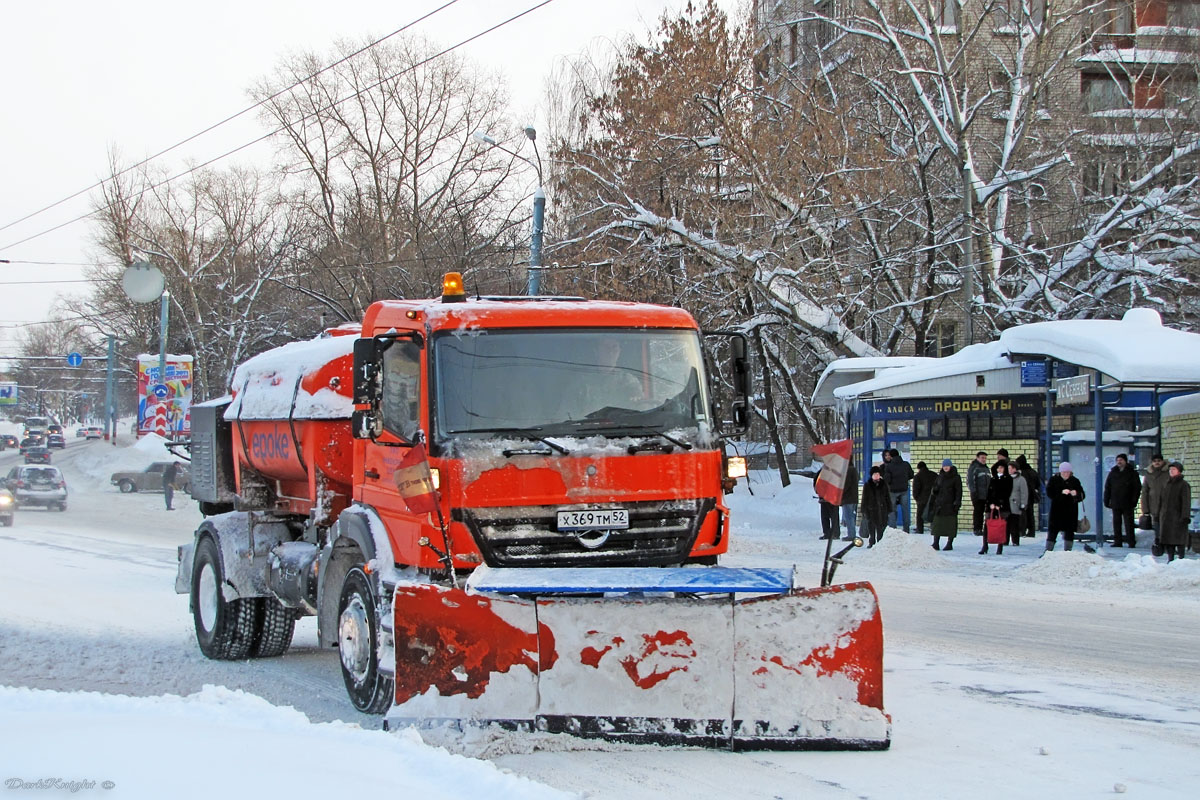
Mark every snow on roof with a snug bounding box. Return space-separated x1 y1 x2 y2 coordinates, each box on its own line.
827 342 1012 401
1162 391 1200 418
817 309 1200 406
225 335 354 421
999 308 1200 384
812 356 936 406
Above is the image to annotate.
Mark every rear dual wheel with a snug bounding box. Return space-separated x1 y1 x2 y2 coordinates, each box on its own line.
191 536 296 660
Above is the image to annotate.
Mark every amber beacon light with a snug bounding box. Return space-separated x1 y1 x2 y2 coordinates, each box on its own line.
441 272 466 303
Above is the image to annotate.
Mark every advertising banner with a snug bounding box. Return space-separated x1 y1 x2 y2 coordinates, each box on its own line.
0 382 16 406
137 355 193 438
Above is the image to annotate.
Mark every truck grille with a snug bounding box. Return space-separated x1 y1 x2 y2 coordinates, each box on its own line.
455 498 714 568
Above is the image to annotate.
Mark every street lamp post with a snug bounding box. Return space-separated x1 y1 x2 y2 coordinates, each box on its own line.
473 127 544 295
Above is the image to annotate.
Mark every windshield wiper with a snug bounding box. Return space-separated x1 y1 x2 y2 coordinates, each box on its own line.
573 423 694 452
444 426 570 455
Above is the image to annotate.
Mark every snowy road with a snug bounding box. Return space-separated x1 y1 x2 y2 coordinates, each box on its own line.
2 446 1198 798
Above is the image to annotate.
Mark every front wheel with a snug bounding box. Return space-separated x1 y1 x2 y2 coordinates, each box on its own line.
191 536 257 660
338 567 393 713
119 480 135 493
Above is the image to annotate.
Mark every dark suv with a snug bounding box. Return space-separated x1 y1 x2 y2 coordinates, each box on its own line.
4 465 68 511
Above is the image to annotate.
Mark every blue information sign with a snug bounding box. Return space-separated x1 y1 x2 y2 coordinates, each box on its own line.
66 352 83 367
1020 360 1048 387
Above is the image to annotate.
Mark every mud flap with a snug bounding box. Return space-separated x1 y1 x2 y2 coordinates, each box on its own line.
386 575 889 750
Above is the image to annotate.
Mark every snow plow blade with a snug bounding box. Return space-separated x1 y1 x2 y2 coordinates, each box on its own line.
385 567 889 750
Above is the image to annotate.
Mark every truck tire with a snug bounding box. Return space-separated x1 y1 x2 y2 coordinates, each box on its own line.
118 479 136 493
337 567 393 714
251 598 296 658
191 536 257 660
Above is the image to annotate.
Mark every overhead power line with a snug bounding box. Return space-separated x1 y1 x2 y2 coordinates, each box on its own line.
0 0 463 239
0 0 560 255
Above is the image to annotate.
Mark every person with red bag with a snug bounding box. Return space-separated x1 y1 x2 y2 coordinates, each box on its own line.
1045 462 1086 553
981 461 1012 555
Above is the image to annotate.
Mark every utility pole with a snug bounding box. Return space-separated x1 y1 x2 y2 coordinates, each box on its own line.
105 335 116 441
961 162 976 347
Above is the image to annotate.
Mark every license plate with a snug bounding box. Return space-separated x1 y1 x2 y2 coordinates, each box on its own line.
557 508 629 531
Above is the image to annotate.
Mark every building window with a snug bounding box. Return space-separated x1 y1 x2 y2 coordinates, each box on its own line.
970 416 991 438
1083 156 1131 197
814 0 836 48
1169 1 1200 29
1087 1 1136 50
887 419 914 434
1052 414 1074 432
1082 72 1131 113
789 24 799 65
929 418 946 438
1001 0 1046 27
936 0 958 30
873 421 885 439
916 419 930 437
1015 415 1038 437
948 418 968 438
993 416 1015 437
923 321 957 358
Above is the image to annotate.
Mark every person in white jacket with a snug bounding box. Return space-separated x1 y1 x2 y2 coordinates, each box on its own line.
1006 461 1029 547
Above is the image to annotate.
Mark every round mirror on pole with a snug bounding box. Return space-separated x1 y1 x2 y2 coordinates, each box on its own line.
121 261 165 303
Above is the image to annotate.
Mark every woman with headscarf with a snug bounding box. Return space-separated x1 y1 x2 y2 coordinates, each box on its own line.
928 459 962 551
1045 462 1086 552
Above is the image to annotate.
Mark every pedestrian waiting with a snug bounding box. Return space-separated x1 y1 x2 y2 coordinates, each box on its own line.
929 459 962 552
912 461 935 535
1104 453 1142 548
860 466 891 547
1045 462 1086 553
1159 462 1192 562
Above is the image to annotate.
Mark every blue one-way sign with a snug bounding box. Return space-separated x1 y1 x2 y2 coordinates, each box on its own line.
67 352 83 367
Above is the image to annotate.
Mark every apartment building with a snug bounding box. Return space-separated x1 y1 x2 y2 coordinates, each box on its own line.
751 1 1200 355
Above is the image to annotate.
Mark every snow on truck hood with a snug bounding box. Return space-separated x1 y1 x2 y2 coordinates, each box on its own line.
225 335 355 421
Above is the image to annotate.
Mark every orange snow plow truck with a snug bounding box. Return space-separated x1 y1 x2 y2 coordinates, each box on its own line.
175 274 889 750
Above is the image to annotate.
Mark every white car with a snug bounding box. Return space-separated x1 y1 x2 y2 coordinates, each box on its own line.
3 465 68 511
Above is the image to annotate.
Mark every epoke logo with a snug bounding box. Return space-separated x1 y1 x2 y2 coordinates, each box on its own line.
579 629 696 689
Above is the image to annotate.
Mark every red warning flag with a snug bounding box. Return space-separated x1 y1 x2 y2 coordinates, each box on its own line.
394 443 439 514
812 438 854 506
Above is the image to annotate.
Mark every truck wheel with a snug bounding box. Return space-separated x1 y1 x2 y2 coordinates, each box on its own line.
338 567 393 714
251 598 296 658
191 536 257 660
119 480 136 493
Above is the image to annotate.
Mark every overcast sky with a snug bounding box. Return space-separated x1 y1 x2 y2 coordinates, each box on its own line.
0 0 743 358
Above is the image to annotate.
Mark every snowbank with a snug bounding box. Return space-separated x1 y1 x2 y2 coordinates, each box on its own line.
856 528 949 570
1016 551 1200 591
0 685 569 800
70 429 184 489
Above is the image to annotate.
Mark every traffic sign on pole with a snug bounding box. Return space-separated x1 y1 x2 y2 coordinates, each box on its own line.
152 384 170 399
66 352 83 367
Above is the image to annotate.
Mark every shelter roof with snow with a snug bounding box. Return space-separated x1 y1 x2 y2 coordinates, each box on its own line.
813 309 1200 407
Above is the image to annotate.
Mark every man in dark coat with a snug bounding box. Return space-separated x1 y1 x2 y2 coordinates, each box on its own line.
981 461 1013 555
1159 462 1193 562
814 465 840 540
1016 454 1041 538
881 448 915 532
1045 462 1086 552
1140 453 1170 548
966 451 991 537
912 461 935 535
860 466 891 547
928 459 962 551
1103 453 1142 547
841 461 860 541
163 461 180 511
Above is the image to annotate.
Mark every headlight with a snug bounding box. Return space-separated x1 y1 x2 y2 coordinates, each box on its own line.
0 496 12 506
726 456 748 480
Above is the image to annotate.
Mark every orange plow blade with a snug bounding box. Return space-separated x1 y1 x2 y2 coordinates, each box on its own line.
386 568 890 750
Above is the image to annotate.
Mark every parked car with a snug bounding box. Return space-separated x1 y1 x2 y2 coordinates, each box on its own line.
85 426 103 440
4 464 67 511
46 433 66 449
2 434 19 450
19 436 42 454
24 447 52 465
110 461 190 494
0 488 14 526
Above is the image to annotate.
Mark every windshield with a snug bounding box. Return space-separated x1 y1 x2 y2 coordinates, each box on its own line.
432 328 711 443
